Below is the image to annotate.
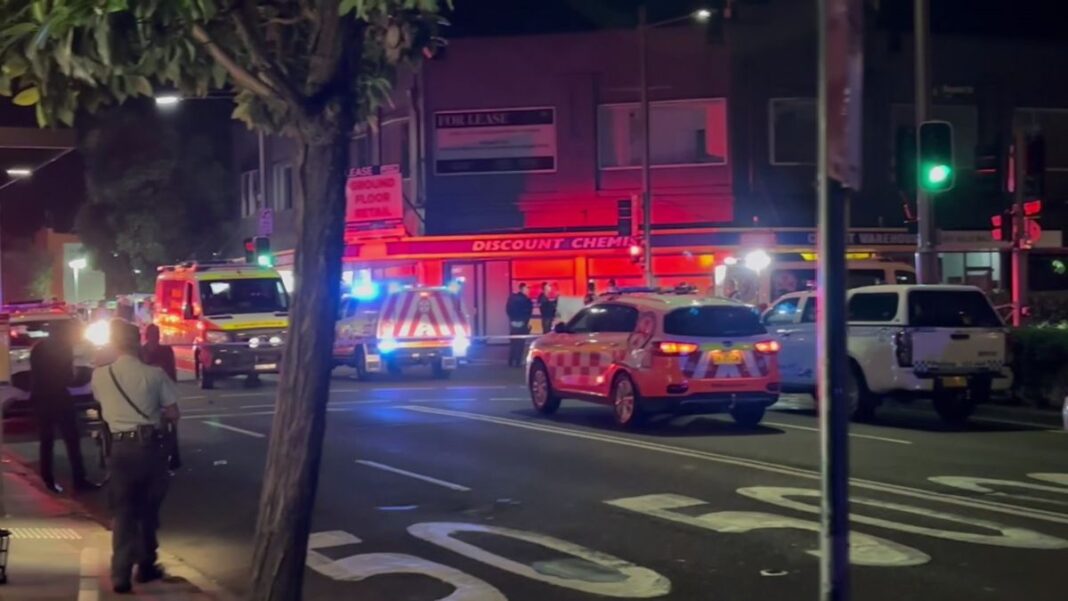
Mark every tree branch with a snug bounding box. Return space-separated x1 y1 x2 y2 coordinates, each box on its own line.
190 23 278 100
231 0 307 110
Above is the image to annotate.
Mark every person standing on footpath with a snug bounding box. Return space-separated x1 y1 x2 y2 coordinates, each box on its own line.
506 283 533 367
141 324 180 470
91 322 180 594
30 320 96 494
537 281 558 335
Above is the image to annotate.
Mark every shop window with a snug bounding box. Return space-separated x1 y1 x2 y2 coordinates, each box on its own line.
272 163 294 211
769 98 816 165
240 170 259 217
1014 108 1068 201
511 259 575 281
597 99 728 168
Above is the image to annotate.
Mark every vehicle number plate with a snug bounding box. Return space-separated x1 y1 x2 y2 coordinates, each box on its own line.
255 363 278 371
939 376 968 388
711 350 743 365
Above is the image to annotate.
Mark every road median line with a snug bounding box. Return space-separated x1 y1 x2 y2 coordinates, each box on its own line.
203 420 267 438
355 459 471 491
763 421 912 445
397 405 1068 526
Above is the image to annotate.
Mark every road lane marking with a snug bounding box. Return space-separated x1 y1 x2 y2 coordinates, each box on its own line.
763 421 912 445
490 397 528 401
972 416 1066 432
218 392 272 398
203 420 267 438
241 403 277 409
398 405 1068 526
928 475 1068 508
355 459 471 491
409 522 671 598
182 395 207 401
190 410 278 419
738 486 1068 549
606 493 929 567
410 398 476 403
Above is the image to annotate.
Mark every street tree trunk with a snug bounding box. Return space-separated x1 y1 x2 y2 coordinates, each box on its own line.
248 121 351 600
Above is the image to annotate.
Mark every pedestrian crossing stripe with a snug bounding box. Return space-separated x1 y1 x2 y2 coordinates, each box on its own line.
6 527 81 540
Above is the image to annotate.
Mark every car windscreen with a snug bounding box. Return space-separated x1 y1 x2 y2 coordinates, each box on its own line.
907 290 1002 328
663 306 766 337
200 279 289 316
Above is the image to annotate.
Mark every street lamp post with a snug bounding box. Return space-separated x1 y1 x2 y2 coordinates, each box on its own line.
68 257 87 304
637 6 711 286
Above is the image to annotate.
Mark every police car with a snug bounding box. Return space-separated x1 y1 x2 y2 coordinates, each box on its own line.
527 287 781 428
3 301 94 417
334 281 472 379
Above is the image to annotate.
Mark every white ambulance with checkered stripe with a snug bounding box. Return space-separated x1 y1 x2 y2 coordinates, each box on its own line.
764 284 1011 423
334 284 471 379
527 289 782 428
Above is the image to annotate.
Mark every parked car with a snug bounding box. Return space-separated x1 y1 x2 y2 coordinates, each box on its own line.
763 284 1012 422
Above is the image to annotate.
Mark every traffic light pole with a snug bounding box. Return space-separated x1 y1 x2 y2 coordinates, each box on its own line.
914 0 938 284
638 5 654 287
1012 130 1029 327
817 0 850 598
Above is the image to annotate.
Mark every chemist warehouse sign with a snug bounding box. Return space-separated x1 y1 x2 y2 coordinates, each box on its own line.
385 234 637 256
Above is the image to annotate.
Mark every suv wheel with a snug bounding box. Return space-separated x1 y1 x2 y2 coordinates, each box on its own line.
730 405 766 427
933 392 976 424
529 360 561 415
432 360 452 380
611 373 644 429
847 363 877 422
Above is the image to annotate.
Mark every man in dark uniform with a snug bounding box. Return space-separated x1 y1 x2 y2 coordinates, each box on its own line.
30 320 94 494
537 281 558 335
91 323 180 593
506 283 533 367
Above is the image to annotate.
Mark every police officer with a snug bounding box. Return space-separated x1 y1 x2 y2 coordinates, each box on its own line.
31 320 95 494
506 283 533 367
91 322 180 594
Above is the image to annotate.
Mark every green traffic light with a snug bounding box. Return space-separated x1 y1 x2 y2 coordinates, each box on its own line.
927 164 951 184
257 254 273 267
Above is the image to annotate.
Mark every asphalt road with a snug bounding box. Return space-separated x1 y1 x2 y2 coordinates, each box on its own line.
10 360 1068 601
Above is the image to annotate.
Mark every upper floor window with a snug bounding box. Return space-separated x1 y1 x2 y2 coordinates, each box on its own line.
381 119 412 178
240 170 259 218
272 163 294 211
597 98 728 169
350 134 372 168
769 98 816 165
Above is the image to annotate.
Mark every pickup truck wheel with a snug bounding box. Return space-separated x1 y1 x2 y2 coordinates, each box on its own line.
529 360 561 415
730 405 766 427
351 349 368 380
432 360 452 380
933 392 976 424
848 363 877 422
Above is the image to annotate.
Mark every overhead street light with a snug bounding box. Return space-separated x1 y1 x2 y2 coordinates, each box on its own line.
5 167 32 178
154 94 182 107
695 9 713 21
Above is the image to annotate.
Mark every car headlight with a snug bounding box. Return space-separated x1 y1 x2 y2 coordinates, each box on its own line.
269 335 283 347
378 338 398 353
85 320 111 347
204 330 230 344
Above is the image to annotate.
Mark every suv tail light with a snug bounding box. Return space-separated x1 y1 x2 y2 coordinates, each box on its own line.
655 341 700 355
754 340 781 354
894 329 913 367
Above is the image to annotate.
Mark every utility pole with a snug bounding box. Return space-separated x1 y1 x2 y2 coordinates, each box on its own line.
914 0 938 283
1011 130 1029 326
638 4 654 286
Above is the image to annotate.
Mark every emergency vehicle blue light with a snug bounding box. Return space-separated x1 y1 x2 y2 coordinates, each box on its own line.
379 338 398 353
451 334 470 357
447 277 465 294
386 282 403 294
352 280 380 301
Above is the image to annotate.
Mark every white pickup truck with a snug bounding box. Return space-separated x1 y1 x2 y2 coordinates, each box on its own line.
763 284 1012 423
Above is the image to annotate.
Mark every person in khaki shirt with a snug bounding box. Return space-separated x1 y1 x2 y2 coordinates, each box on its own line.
90 322 180 594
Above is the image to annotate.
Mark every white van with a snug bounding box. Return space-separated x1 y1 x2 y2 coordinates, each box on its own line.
715 258 917 307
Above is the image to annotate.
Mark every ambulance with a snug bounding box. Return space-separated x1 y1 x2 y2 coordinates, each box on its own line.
334 283 471 379
155 262 289 389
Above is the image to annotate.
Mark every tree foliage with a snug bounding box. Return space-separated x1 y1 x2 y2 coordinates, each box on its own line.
76 100 234 292
0 2 448 600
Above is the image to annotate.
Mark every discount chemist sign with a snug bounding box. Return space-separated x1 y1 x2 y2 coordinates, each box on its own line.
345 164 403 232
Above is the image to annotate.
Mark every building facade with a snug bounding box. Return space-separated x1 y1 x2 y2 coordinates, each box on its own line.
230 0 1068 333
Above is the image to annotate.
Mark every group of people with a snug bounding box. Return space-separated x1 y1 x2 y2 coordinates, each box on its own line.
505 281 559 367
29 320 179 594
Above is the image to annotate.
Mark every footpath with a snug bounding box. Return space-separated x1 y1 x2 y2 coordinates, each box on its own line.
0 449 229 601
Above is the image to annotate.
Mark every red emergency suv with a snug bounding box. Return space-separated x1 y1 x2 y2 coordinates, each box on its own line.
526 289 781 428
